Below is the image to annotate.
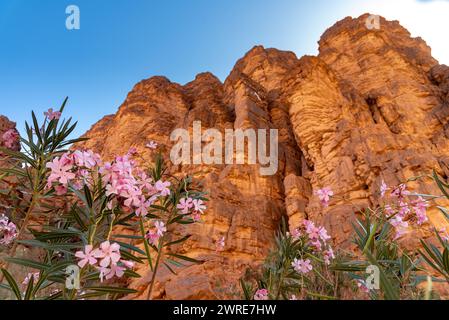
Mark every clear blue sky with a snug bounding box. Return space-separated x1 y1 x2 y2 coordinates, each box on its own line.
0 0 448 138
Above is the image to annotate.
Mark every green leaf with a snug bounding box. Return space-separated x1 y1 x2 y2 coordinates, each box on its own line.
5 258 50 271
164 235 191 247
1 269 22 300
24 274 35 300
163 262 177 275
167 253 203 264
120 250 144 263
85 286 138 295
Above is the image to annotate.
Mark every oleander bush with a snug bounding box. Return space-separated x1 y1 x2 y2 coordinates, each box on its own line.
242 175 449 300
0 99 207 300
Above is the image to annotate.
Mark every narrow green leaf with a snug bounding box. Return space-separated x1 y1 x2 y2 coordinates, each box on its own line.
1 269 22 300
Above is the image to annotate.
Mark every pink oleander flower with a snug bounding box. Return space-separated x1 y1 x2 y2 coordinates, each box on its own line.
154 221 166 237
216 236 225 251
146 141 158 150
100 263 125 281
380 180 388 198
73 150 100 168
0 214 18 245
122 186 143 208
135 196 152 217
44 108 61 120
46 156 76 186
192 199 206 214
292 258 313 274
22 272 40 286
412 196 429 225
390 216 409 240
92 241 121 268
289 295 298 300
323 247 335 265
155 180 171 196
55 185 68 195
291 228 301 241
309 239 322 251
315 187 333 207
391 184 409 200
2 129 19 149
121 260 135 269
398 201 410 218
177 197 193 214
304 220 331 243
384 204 395 217
192 212 202 222
127 147 138 156
254 289 269 300
75 245 98 268
145 230 160 245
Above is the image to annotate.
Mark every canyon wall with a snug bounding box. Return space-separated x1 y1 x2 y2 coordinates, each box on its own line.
3 13 449 299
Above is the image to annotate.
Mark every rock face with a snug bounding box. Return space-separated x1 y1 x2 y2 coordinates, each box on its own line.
76 14 449 299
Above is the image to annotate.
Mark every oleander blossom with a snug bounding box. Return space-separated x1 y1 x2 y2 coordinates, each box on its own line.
44 108 62 120
315 187 333 207
254 289 269 300
0 214 18 245
412 196 429 225
92 241 121 268
146 141 158 150
216 236 225 252
177 197 193 214
22 272 40 286
380 180 388 198
75 245 98 268
2 129 19 149
145 230 160 245
292 258 313 274
154 221 167 237
192 199 206 214
381 182 431 239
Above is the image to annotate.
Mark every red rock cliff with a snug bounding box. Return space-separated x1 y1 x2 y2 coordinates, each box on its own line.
71 13 449 299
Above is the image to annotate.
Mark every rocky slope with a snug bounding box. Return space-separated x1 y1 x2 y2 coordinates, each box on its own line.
7 13 449 299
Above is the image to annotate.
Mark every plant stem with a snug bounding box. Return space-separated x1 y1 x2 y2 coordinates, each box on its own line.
139 218 153 271
147 240 163 300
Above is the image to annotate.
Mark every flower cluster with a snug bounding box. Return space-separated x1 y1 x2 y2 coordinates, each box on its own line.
216 236 225 252
254 288 269 300
44 108 61 120
1 129 19 149
380 181 430 239
45 147 177 219
22 272 40 286
315 187 333 207
0 214 18 245
75 241 134 282
176 197 206 221
145 220 167 245
292 258 313 274
290 219 335 274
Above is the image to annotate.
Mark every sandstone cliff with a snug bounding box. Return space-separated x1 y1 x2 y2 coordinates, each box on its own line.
10 13 449 299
